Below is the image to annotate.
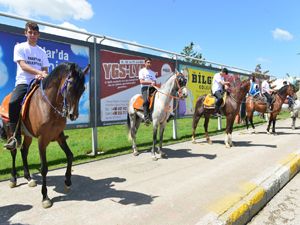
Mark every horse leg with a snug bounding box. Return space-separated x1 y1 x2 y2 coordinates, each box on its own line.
204 115 212 144
57 132 73 192
291 114 296 130
228 121 235 147
272 117 276 134
151 125 158 161
38 138 52 208
20 136 36 187
224 117 233 148
192 111 203 143
9 148 17 188
157 123 167 158
129 113 140 156
266 117 272 134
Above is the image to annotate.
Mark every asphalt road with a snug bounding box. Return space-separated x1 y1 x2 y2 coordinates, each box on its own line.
0 118 300 225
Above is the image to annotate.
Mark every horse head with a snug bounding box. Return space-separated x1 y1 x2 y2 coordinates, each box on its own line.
62 63 90 121
175 72 188 99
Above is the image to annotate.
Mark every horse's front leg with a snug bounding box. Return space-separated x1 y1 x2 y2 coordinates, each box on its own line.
224 116 234 148
9 148 17 188
272 117 277 134
192 112 201 143
21 136 36 187
129 113 140 156
38 138 52 208
266 116 272 134
57 132 73 192
157 123 167 159
151 124 158 161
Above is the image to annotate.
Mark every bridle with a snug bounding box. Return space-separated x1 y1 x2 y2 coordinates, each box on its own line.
40 72 73 118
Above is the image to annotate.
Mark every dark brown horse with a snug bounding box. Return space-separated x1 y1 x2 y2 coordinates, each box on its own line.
1 62 89 208
192 79 250 148
245 84 295 134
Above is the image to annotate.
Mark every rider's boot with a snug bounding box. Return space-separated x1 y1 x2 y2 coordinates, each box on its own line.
4 123 21 150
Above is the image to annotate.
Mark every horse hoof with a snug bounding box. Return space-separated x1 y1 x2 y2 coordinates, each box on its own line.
207 140 212 145
9 181 17 188
267 131 271 135
152 156 158 161
160 153 167 159
64 185 71 193
225 144 231 148
28 179 37 187
42 199 53 208
133 151 139 156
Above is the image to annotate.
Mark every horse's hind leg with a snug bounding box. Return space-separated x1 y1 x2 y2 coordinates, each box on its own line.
129 113 141 156
38 137 52 208
57 132 73 192
21 136 36 187
151 125 158 161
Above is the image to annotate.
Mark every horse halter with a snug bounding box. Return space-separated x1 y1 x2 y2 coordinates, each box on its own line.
40 72 72 118
175 73 187 98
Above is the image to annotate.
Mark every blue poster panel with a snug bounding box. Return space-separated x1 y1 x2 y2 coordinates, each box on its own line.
0 29 90 126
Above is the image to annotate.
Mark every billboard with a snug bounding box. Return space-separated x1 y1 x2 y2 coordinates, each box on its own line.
99 49 175 125
0 25 90 127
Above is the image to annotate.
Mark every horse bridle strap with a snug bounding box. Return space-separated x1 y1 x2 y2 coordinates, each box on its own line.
40 74 71 118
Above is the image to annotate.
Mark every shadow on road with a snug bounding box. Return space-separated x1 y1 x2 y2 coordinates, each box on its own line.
0 204 32 225
32 174 157 207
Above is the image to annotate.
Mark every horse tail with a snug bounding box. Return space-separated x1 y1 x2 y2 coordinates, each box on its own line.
126 113 132 141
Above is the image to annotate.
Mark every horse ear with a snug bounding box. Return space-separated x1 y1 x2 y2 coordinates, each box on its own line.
83 64 91 75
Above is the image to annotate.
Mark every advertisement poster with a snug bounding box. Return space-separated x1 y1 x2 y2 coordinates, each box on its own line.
99 50 175 124
0 30 90 126
179 64 216 115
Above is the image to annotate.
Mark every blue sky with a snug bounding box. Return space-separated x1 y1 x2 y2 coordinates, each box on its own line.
0 0 299 77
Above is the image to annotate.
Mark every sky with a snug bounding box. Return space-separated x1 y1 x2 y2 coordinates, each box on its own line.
0 0 299 78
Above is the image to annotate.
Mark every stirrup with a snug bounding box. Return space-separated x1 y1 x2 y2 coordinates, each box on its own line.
4 137 17 150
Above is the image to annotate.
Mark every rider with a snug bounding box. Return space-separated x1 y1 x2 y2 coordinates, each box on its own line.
249 75 260 97
212 68 230 116
4 21 49 150
138 57 157 125
261 76 275 113
283 81 294 110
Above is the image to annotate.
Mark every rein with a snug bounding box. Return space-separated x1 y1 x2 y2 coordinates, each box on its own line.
40 73 71 118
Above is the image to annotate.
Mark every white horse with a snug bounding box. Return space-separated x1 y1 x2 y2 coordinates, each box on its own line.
127 72 188 160
272 76 300 129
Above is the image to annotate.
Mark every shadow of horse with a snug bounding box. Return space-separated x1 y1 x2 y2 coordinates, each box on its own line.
160 148 217 160
0 204 32 225
31 174 157 206
206 140 277 148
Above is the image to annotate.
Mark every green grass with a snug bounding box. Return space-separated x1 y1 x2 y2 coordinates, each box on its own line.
0 112 291 180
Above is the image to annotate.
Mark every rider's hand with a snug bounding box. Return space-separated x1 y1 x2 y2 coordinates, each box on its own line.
35 71 47 80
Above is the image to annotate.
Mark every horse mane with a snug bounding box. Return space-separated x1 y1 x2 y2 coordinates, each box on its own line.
42 62 81 89
160 73 175 89
277 84 289 96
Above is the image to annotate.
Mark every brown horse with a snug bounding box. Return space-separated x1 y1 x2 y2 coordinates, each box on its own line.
245 84 295 134
192 79 251 148
1 62 89 208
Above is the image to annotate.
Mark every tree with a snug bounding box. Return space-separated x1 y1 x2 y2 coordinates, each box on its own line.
181 42 205 65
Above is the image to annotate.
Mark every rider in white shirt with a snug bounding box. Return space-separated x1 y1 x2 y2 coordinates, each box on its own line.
212 68 230 116
138 57 157 125
261 77 274 112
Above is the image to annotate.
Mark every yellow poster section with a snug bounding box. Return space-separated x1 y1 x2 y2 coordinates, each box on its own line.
184 67 215 115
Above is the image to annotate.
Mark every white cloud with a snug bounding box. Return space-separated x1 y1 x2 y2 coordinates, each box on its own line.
41 22 89 40
257 57 271 63
0 45 9 88
0 0 93 21
272 28 293 41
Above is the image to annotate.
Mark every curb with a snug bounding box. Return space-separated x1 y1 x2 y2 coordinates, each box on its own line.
196 150 300 225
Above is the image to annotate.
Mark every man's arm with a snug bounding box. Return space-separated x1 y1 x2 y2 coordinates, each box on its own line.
18 60 48 79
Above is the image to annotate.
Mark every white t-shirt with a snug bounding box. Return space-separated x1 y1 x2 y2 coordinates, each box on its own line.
14 41 50 86
138 67 157 87
212 72 224 94
261 80 270 94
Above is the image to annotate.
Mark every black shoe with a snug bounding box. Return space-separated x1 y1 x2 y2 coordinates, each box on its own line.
167 113 175 122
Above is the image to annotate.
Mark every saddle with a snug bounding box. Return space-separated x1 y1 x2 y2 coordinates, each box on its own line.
133 92 156 111
203 93 227 109
0 84 39 123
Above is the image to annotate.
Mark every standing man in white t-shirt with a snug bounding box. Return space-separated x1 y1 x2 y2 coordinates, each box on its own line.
138 57 157 125
212 68 230 116
4 21 50 150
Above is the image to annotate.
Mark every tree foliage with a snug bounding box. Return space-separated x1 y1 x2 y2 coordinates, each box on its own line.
181 42 205 65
